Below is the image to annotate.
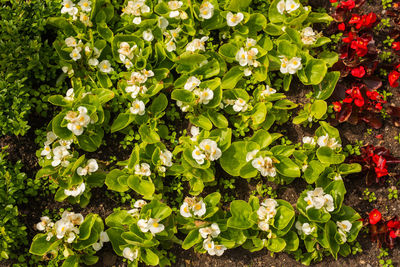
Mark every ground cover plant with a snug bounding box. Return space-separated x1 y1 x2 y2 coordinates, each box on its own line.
1 0 400 266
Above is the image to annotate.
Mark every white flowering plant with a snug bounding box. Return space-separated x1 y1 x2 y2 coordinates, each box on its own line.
105 199 175 266
29 212 107 266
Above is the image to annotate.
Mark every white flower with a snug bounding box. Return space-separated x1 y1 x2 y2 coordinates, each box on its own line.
194 88 214 105
99 60 113 73
100 231 110 242
261 85 277 99
295 221 315 235
55 219 73 239
226 12 244 27
118 42 136 61
233 98 248 112
158 16 169 29
123 247 139 262
180 202 192 217
51 146 71 167
257 199 278 222
186 36 209 52
199 139 222 161
245 38 257 48
277 0 286 14
160 150 173 167
130 100 146 115
246 149 259 162
192 146 206 165
168 1 183 18
304 187 334 212
61 0 75 14
78 0 92 12
64 182 86 197
204 239 226 256
143 29 154 41
236 48 248 66
77 159 98 176
88 58 99 66
192 200 206 217
279 56 289 74
41 145 52 157
65 36 77 47
287 57 302 74
134 200 147 209
44 131 58 146
199 223 220 239
125 85 141 99
80 12 93 27
70 47 82 61
301 27 317 45
317 134 341 149
166 40 176 52
177 101 190 112
127 208 140 217
36 216 52 231
337 220 352 233
148 218 165 234
252 156 277 177
199 1 214 19
286 0 300 13
92 242 103 251
184 76 201 91
258 220 270 231
303 136 316 146
132 17 142 24
134 163 151 176
65 88 74 102
244 68 252 76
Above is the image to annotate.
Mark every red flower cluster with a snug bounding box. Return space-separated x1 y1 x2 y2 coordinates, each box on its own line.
372 154 388 177
337 0 355 10
369 209 382 224
392 41 400 51
389 64 400 87
343 86 365 106
387 218 400 239
369 209 400 249
349 12 377 29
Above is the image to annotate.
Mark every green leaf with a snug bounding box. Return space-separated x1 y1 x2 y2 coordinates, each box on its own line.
338 163 362 175
274 99 298 110
127 175 155 199
111 113 135 133
142 249 159 266
29 234 60 256
206 110 228 128
277 40 298 58
171 89 195 103
97 22 113 42
219 43 239 59
316 147 345 165
266 237 286 253
139 125 160 144
326 220 340 259
275 156 300 178
273 206 295 230
283 231 299 252
150 93 168 114
105 169 130 192
141 199 172 220
52 112 73 140
221 66 244 89
48 95 70 107
304 160 328 184
298 58 328 85
189 114 213 130
77 129 104 152
227 200 254 229
311 100 327 119
61 255 79 267
220 141 259 176
182 230 202 250
313 71 340 100
175 53 207 66
225 0 252 11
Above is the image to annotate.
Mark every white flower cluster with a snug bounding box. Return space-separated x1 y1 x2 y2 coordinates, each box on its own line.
317 134 341 149
252 156 277 177
337 220 352 242
158 149 173 172
64 182 86 197
199 1 214 20
300 27 318 45
65 36 82 61
192 139 222 165
260 85 277 99
279 56 302 74
61 0 93 26
118 42 137 69
190 126 200 141
295 221 315 236
64 88 75 102
123 247 139 262
180 197 206 218
127 199 147 218
92 231 110 251
36 211 84 243
122 0 151 25
235 38 260 76
277 0 300 14
65 36 102 68
137 218 165 235
226 12 244 27
40 132 73 167
98 60 114 73
302 136 316 146
199 223 226 256
134 163 151 176
77 159 98 176
126 69 154 98
164 27 181 52
168 1 188 19
257 199 279 232
186 36 209 52
65 106 92 136
304 187 334 212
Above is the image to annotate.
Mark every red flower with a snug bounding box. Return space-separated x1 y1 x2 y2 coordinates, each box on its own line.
351 37 369 57
375 102 383 111
338 23 346 31
390 230 397 239
373 155 388 178
369 209 382 224
387 220 400 229
393 42 400 51
333 101 342 112
389 71 400 87
330 0 338 2
366 90 379 100
351 66 366 78
362 13 377 28
343 31 355 43
349 14 362 28
345 86 364 107
339 0 355 10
